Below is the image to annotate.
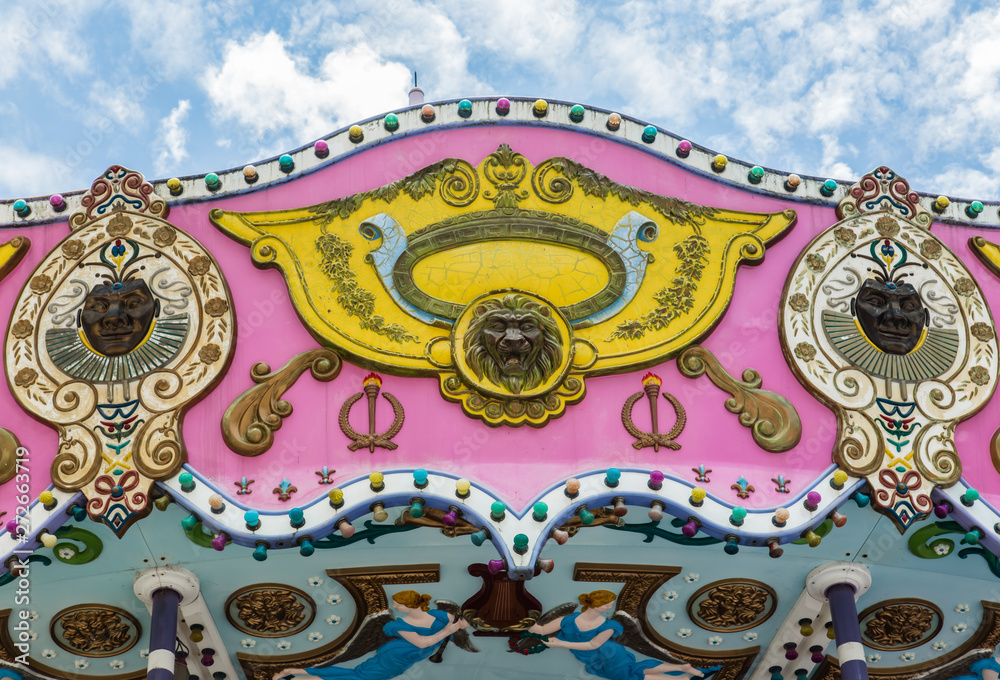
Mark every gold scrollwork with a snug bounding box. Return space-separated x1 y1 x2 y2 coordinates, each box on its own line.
677 346 802 453
483 143 529 208
50 604 141 657
222 349 342 457
225 584 316 637
686 579 777 632
0 428 23 486
859 599 942 651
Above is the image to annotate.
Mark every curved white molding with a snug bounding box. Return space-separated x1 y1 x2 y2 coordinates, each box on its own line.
2 97 998 228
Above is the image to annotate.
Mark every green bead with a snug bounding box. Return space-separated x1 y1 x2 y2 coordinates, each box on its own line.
491 501 505 518
457 100 472 117
749 166 764 183
732 506 747 520
204 173 220 190
279 154 294 172
13 199 29 217
569 105 585 122
513 533 529 549
384 113 399 131
180 515 198 531
641 125 657 143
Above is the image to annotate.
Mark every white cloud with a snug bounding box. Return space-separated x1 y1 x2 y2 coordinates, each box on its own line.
154 100 192 174
88 82 146 128
0 144 72 197
0 2 95 87
201 32 412 144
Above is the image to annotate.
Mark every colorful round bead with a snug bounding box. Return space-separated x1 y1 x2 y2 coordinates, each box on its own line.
242 165 258 184
383 113 399 132
12 199 29 218
279 155 294 173
676 140 692 158
748 166 764 184
569 105 585 123
421 104 435 123
495 98 510 116
820 179 838 197
641 125 657 143
166 178 183 196
49 194 66 212
349 125 364 143
458 99 473 118
204 173 221 191
533 99 548 117
314 140 329 158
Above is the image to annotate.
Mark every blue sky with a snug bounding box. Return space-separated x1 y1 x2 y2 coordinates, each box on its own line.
2 0 1000 201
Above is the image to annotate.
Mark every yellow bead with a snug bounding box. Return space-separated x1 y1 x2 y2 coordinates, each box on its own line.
533 99 548 116
712 155 728 171
935 196 950 209
349 125 364 143
166 178 181 190
456 478 471 494
329 488 344 503
41 533 57 549
369 472 384 485
691 487 706 502
833 470 848 485
39 491 54 505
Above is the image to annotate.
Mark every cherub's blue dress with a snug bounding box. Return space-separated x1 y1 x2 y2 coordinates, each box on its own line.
557 613 669 680
304 610 449 679
954 657 1000 680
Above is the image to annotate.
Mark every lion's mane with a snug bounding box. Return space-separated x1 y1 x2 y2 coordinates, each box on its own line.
464 294 563 395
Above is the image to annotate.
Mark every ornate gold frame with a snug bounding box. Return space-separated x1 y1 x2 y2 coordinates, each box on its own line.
224 583 317 638
856 597 943 651
684 578 778 633
48 603 141 658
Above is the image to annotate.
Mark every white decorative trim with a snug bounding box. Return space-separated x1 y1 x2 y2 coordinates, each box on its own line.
806 562 872 601
1 97 997 228
838 641 866 663
146 649 175 672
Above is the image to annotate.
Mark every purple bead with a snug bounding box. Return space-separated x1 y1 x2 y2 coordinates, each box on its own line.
487 559 504 575
785 647 798 661
442 510 457 527
496 98 511 114
49 194 66 211
212 534 227 551
649 470 664 490
805 491 822 509
314 140 329 158
6 520 19 535
934 504 949 518
682 520 698 537
677 140 692 157
812 650 825 663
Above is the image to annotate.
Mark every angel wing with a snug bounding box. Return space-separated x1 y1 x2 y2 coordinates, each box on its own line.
510 602 580 653
434 599 479 653
909 649 994 680
537 601 578 626
324 610 395 665
610 610 687 665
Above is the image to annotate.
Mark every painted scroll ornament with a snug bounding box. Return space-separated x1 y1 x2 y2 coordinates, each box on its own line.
0 235 30 485
3 166 235 536
779 169 997 533
212 144 796 427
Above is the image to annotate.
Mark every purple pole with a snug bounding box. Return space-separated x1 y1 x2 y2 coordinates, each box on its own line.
147 587 180 680
827 582 868 680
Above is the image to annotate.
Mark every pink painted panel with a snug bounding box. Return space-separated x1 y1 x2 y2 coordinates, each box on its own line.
3 126 1000 515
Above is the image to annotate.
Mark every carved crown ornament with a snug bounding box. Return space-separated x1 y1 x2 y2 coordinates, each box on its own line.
3 166 235 536
212 144 796 427
779 167 998 533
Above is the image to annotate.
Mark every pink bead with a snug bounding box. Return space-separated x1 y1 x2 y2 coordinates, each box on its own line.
442 510 458 527
487 559 504 575
6 520 19 535
496 98 510 112
211 534 226 551
314 140 329 158
682 520 698 537
49 194 66 211
677 140 692 154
